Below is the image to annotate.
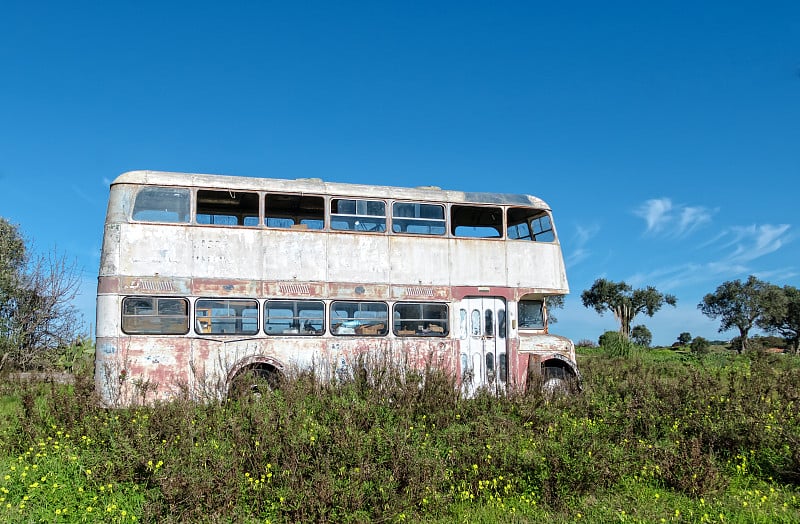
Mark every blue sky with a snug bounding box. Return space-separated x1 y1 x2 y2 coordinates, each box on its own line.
1 1 798 346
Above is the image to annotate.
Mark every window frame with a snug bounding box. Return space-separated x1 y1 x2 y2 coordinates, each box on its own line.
392 302 449 337
330 198 387 233
121 296 190 335
264 299 326 336
195 189 260 227
195 298 260 336
391 201 446 236
330 300 389 336
518 299 545 330
131 187 191 224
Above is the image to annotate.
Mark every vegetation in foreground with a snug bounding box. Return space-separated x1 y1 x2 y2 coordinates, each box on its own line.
0 347 799 523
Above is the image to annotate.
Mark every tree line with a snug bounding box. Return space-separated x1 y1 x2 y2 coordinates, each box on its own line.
581 276 800 354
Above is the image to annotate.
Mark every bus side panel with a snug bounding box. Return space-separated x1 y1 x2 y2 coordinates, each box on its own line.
506 242 569 292
449 239 506 287
263 230 327 282
116 224 194 278
389 236 450 286
327 233 390 283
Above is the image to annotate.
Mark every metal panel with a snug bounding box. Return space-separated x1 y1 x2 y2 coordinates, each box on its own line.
326 233 390 283
448 238 507 287
506 241 569 292
389 236 450 285
262 229 327 281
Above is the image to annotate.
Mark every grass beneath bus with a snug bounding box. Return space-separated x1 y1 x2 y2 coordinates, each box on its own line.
1 348 799 523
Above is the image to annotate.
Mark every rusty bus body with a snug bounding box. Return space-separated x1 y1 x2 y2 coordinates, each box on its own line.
95 170 578 405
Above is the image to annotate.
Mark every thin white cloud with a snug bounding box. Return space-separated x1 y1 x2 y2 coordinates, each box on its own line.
634 197 714 238
625 223 793 293
565 224 599 267
634 198 672 233
726 224 791 263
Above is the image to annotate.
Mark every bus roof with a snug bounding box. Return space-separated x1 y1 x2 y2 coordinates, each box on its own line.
112 170 551 209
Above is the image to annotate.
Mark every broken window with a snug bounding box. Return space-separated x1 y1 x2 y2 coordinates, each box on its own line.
330 199 386 232
196 190 259 226
393 302 448 336
451 205 503 238
518 300 544 329
392 202 446 235
195 299 258 335
330 301 388 336
132 187 190 223
264 299 325 335
507 208 555 242
121 296 189 335
264 193 324 230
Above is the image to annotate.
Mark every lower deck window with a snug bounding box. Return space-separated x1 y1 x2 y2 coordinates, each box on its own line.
393 302 449 336
122 297 189 335
264 299 325 335
195 299 258 335
331 301 388 336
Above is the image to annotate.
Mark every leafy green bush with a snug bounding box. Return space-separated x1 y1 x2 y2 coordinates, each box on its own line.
599 330 635 357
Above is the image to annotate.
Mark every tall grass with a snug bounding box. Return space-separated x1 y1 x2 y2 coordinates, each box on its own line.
1 349 798 522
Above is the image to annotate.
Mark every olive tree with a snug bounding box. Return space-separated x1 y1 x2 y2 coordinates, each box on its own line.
758 284 800 354
698 275 782 353
581 278 677 339
0 217 84 370
631 325 652 348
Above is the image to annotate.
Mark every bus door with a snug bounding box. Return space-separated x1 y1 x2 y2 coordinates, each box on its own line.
460 297 507 395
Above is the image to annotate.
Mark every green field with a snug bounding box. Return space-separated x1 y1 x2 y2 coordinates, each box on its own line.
1 348 798 523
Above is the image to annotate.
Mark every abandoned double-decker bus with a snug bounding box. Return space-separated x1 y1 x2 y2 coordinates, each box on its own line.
95 170 578 405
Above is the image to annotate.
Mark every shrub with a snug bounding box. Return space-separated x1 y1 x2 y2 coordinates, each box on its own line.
599 331 634 357
690 336 710 355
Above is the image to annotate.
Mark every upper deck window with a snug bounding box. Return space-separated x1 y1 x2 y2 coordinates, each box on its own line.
264 193 324 230
132 187 190 223
392 202 445 235
331 199 386 232
451 205 503 238
507 208 555 242
196 190 259 226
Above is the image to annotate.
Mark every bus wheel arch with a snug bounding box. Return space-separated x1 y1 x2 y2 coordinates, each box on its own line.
226 357 284 399
538 357 581 396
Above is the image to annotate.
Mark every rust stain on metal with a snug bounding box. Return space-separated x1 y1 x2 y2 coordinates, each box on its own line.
192 278 259 296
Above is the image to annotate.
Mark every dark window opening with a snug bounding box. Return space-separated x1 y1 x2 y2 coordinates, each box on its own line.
518 300 545 329
122 297 189 335
264 193 324 230
331 199 386 232
197 190 259 226
132 187 190 223
393 302 449 336
498 353 507 383
451 205 503 238
507 208 555 242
